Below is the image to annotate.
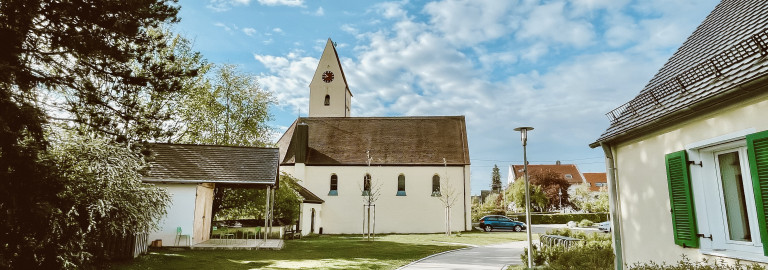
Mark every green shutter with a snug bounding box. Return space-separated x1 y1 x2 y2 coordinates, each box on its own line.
747 130 768 256
665 150 699 248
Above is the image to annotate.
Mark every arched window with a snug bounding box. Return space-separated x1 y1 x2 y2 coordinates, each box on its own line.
324 95 330 106
431 175 441 197
362 174 371 196
329 174 338 196
396 174 406 196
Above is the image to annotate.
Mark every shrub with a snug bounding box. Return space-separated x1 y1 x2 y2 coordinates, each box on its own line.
508 213 609 224
628 256 766 270
578 219 594 227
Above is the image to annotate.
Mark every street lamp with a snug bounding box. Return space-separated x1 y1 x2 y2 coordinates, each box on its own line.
513 126 534 268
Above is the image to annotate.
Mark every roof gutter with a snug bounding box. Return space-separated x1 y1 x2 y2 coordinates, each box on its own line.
601 142 624 270
142 178 277 185
590 73 768 148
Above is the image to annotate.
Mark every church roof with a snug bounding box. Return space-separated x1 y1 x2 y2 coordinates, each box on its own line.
296 184 324 204
277 116 470 166
144 143 279 185
592 0 768 147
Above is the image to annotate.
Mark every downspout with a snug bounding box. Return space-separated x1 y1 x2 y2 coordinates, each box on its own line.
601 142 624 270
463 165 467 231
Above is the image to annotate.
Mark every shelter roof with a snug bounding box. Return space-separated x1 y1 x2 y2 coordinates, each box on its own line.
143 143 279 185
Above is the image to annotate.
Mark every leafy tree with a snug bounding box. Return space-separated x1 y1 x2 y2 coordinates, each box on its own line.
491 164 502 193
571 184 609 213
215 173 302 225
44 132 170 266
508 179 548 212
170 63 276 220
1 1 189 268
529 170 571 211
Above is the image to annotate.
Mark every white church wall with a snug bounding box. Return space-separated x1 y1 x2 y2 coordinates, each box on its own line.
283 165 469 234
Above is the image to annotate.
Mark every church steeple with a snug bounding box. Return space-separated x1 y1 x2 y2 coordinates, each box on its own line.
308 38 352 117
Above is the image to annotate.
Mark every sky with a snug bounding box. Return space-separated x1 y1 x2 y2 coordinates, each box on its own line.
171 0 720 195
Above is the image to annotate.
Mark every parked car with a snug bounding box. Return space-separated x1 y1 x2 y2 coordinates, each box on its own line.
478 215 526 232
598 221 611 233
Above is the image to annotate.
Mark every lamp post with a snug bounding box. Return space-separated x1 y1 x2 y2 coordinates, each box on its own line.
514 126 534 268
559 188 562 212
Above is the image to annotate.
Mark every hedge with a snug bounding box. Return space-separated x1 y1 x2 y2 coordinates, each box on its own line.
507 213 609 224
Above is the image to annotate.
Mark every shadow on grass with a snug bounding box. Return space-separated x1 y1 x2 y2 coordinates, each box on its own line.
109 235 462 270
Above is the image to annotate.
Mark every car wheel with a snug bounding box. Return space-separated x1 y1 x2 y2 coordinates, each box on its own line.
514 225 522 232
483 225 493 232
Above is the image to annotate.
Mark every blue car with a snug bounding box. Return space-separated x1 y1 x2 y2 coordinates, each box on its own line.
479 215 526 232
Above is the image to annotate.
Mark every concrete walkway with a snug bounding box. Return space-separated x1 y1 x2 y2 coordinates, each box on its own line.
398 240 533 270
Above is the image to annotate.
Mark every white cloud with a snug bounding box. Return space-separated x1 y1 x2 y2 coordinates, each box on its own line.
517 2 595 47
257 0 304 7
243 27 257 36
424 0 520 45
315 7 324 16
213 22 233 33
273 28 283 33
207 0 252 11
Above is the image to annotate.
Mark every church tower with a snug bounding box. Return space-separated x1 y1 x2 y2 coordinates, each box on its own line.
308 38 352 117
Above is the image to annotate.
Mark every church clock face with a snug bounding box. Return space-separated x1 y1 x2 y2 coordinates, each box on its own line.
322 71 334 83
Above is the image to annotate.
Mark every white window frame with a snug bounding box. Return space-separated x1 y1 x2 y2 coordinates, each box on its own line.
686 128 767 262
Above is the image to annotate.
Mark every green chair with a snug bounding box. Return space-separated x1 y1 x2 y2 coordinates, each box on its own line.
221 226 235 244
175 227 190 246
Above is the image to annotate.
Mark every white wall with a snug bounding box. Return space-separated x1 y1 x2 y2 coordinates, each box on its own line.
300 203 322 235
612 91 768 265
284 165 471 234
148 184 197 246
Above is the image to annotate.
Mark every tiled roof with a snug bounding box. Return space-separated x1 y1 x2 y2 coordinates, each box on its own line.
144 143 279 185
296 184 324 204
509 164 584 185
593 0 768 147
583 173 607 192
277 116 470 166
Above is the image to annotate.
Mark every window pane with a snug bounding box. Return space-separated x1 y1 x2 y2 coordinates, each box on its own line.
717 151 751 242
398 175 405 191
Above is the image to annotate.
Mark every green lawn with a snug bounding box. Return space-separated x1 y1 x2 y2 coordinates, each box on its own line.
110 231 530 270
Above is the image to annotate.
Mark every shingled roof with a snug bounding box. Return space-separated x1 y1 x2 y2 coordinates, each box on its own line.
509 164 584 186
277 116 470 166
592 0 768 147
144 143 279 185
296 184 324 204
583 173 607 192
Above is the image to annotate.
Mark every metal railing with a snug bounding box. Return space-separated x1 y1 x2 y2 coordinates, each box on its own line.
539 234 583 249
606 28 768 124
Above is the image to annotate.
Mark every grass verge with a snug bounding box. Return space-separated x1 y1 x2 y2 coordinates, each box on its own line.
110 232 529 270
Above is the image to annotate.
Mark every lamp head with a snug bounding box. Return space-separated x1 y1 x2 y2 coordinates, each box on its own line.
513 127 534 145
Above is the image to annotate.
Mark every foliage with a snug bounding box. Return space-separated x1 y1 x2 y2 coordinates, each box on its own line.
491 164 502 193
522 228 613 270
1 1 186 268
578 219 594 227
508 179 548 212
570 184 609 213
173 63 274 146
508 213 609 224
528 170 571 211
215 173 302 225
628 256 766 270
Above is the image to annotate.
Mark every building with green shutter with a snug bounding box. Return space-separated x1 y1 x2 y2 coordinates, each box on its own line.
590 1 768 267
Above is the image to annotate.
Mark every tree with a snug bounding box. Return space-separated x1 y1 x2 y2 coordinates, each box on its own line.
571 184 609 213
436 158 461 236
491 164 502 193
1 1 190 268
169 63 276 220
529 170 571 211
508 179 548 212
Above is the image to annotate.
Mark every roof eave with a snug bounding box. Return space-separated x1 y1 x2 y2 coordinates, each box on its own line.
590 72 768 148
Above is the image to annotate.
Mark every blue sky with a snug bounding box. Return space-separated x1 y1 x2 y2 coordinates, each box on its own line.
172 0 720 195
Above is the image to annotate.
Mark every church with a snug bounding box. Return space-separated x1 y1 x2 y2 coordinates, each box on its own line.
277 39 472 234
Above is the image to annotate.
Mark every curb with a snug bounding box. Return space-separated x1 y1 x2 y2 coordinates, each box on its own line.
395 246 475 270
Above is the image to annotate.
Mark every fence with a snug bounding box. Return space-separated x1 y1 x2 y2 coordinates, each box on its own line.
104 233 148 260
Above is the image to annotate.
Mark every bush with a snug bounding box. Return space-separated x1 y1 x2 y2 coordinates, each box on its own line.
628 256 766 270
578 219 594 227
521 228 614 269
508 213 608 224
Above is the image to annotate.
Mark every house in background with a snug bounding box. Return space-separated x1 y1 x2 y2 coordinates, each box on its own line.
591 0 768 266
277 39 472 235
143 144 279 246
507 162 586 193
583 173 607 192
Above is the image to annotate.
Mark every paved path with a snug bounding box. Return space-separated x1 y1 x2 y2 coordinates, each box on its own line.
400 224 603 270
398 241 532 270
